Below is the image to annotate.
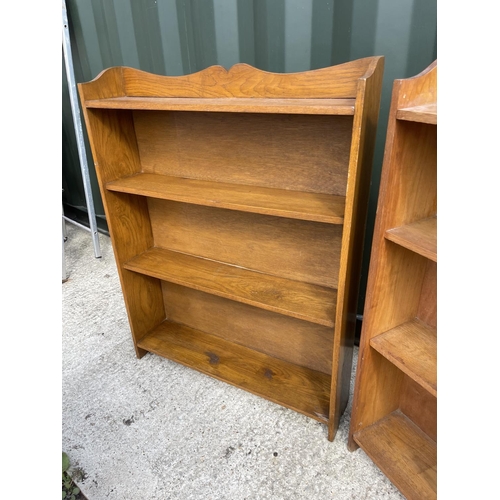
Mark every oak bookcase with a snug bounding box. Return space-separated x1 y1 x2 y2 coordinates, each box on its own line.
348 61 437 497
78 57 383 442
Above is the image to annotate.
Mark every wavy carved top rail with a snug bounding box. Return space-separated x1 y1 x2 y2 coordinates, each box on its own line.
79 57 384 116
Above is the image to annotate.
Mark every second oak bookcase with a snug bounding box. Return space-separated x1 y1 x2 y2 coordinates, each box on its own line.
348 60 437 497
78 57 384 442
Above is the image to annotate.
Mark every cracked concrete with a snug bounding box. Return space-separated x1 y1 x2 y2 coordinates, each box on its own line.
62 223 404 500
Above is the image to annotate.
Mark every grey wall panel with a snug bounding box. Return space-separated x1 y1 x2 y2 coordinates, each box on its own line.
284 0 313 73
114 0 140 68
214 0 240 69
62 0 437 311
310 0 334 70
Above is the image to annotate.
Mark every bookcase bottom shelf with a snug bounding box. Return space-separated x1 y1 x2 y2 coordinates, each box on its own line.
353 410 437 500
137 320 331 423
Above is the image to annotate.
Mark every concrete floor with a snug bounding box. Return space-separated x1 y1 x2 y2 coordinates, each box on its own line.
62 223 404 500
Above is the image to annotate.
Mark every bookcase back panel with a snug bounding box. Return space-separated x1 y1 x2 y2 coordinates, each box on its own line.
400 376 437 442
133 111 353 196
148 199 342 288
162 282 334 375
367 243 429 335
387 121 437 225
417 260 437 328
358 351 405 421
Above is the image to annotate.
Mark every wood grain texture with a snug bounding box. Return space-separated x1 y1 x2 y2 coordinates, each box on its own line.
119 59 382 99
418 260 437 328
84 96 356 115
356 127 435 335
353 410 437 500
397 104 437 125
347 216 431 444
397 60 437 111
74 104 165 358
383 121 437 228
124 247 337 327
148 199 342 289
348 61 437 455
371 243 431 334
137 320 331 422
162 283 334 375
385 216 437 261
370 319 437 396
107 173 346 224
133 111 353 196
328 57 385 440
78 57 385 438
78 66 125 100
348 349 405 444
400 376 437 442
348 60 438 497
79 58 384 102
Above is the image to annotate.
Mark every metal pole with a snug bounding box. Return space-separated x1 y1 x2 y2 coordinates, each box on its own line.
62 234 67 282
62 0 101 258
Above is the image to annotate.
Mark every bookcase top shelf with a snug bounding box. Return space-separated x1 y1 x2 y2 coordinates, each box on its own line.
84 96 356 115
397 103 437 125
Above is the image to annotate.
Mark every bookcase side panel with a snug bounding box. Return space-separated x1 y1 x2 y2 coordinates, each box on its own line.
81 108 165 355
397 60 437 109
328 57 384 440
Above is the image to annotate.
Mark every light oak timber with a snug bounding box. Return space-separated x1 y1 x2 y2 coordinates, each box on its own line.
137 320 331 422
348 60 437 498
381 121 437 228
400 376 437 443
370 319 437 396
124 247 337 327
120 60 377 98
385 216 437 262
74 104 165 358
107 173 346 224
397 103 437 125
133 112 353 197
84 96 356 115
162 283 334 375
417 261 437 328
148 199 343 289
353 411 437 500
78 57 385 443
328 56 385 440
346 243 431 440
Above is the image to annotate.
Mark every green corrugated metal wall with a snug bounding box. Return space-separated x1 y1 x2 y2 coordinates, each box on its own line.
62 0 437 313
